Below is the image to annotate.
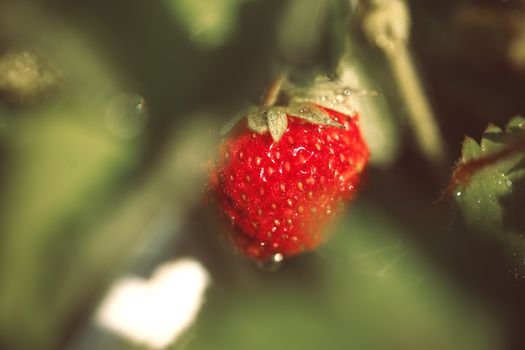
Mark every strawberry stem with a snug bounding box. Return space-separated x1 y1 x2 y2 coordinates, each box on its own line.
358 0 446 169
262 74 287 108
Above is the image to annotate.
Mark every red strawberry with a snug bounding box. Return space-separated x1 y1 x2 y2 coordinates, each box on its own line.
210 83 369 261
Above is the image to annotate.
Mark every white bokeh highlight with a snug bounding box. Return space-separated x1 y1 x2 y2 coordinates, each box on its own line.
95 258 210 349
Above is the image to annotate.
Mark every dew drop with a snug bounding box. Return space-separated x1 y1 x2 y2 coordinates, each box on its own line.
257 253 284 272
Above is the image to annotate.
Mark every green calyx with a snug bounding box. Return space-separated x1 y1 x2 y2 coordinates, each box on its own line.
222 102 344 143
221 75 347 143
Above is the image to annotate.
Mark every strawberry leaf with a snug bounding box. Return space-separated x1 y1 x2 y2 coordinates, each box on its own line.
288 102 343 129
453 116 525 251
266 107 288 142
246 107 269 134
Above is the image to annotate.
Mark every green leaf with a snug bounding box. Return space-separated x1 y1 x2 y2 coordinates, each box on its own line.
266 107 288 142
246 107 269 134
453 116 525 250
288 102 343 128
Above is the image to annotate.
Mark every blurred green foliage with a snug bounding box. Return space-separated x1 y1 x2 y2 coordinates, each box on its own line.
186 207 502 350
0 0 524 349
167 0 252 47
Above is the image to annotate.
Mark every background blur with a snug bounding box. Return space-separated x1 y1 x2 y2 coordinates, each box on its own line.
1 0 525 349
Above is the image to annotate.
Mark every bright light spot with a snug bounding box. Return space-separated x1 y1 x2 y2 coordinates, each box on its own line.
96 258 210 349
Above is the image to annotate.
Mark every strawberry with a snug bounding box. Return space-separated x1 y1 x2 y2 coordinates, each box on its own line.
210 79 369 261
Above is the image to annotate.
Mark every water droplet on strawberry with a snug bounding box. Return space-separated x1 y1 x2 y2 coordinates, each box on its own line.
257 253 284 272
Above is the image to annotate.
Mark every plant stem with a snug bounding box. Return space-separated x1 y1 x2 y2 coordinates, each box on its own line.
359 0 446 168
387 46 445 166
262 74 287 108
